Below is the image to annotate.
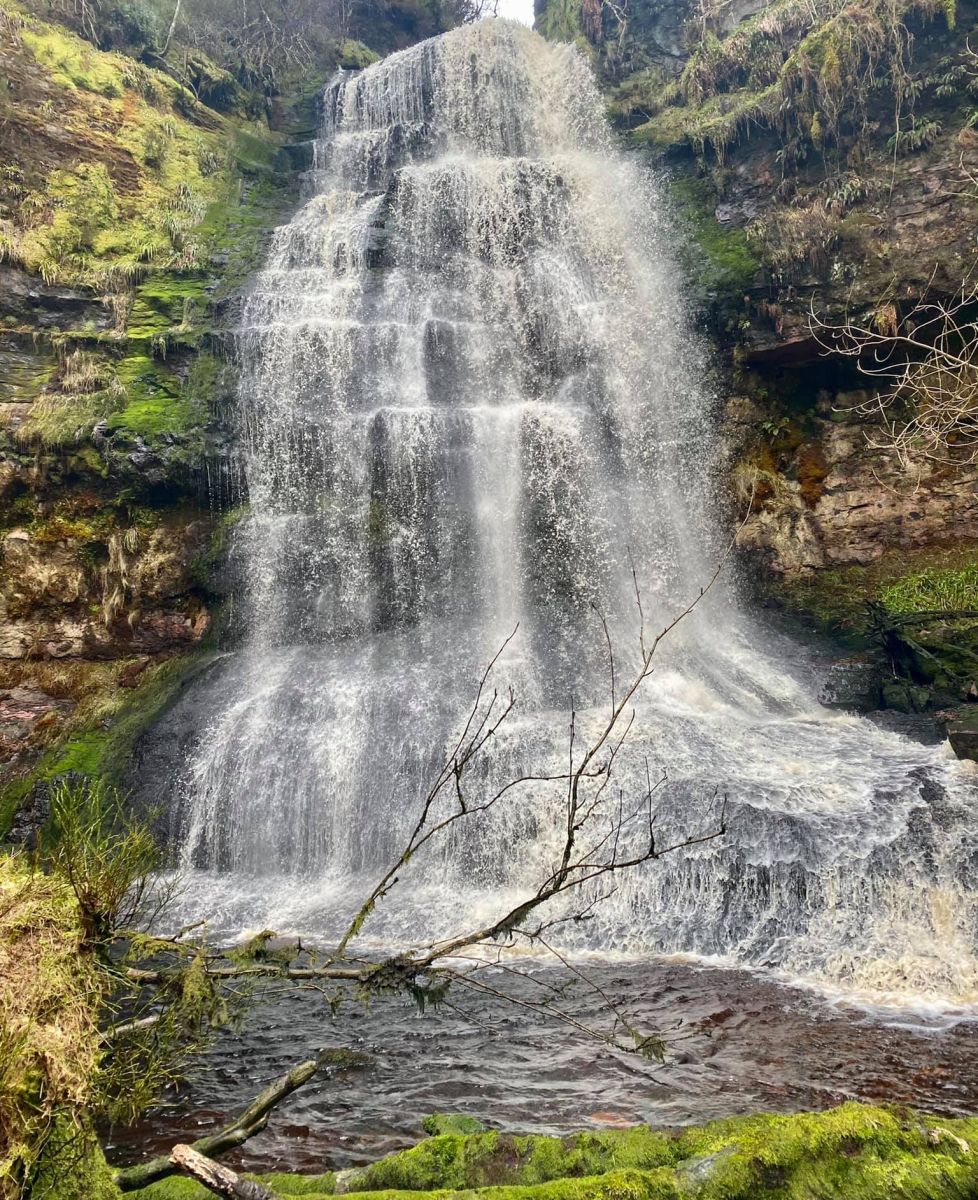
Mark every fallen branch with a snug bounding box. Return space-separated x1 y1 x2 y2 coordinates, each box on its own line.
114 1059 318 1191
170 1145 276 1199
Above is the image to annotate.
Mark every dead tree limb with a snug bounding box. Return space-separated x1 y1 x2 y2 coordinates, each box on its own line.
811 269 978 465
114 1059 317 1191
169 1145 276 1200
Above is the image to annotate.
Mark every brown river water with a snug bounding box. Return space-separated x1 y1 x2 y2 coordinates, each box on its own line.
106 955 978 1175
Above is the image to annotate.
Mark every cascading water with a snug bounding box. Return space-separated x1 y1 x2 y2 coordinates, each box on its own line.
164 19 978 1006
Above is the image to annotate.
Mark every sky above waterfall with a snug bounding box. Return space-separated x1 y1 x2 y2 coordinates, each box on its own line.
492 0 533 25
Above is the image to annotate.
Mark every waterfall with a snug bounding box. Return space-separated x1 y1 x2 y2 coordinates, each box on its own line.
165 20 978 1006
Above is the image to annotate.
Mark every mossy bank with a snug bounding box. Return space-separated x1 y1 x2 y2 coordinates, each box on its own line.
127 1104 978 1199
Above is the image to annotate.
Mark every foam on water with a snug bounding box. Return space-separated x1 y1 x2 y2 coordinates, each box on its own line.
164 20 978 1007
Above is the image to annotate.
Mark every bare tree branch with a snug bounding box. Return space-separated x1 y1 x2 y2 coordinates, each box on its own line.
169 1145 275 1200
114 1059 318 1191
811 268 978 466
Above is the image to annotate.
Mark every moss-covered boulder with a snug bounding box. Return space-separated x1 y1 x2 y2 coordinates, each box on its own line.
129 1103 978 1200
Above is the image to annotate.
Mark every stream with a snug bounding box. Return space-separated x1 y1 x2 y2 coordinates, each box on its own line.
109 955 978 1173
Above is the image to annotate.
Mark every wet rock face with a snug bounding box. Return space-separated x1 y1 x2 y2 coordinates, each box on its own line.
0 266 111 332
947 707 978 761
813 431 978 568
0 517 214 660
728 393 978 577
0 687 69 763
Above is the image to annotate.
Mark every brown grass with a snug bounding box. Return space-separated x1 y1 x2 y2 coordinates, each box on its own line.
0 857 100 1197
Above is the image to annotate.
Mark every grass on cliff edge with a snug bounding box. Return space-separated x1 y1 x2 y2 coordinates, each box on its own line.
773 541 978 633
127 1103 978 1199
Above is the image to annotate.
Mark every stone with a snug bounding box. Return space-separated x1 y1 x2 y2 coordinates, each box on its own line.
945 707 978 762
421 1113 488 1136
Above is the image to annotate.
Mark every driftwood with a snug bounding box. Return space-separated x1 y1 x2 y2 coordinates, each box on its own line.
170 1144 276 1199
114 1059 318 1191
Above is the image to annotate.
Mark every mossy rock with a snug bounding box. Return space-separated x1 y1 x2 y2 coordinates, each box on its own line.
109 354 194 439
666 176 759 315
946 704 978 761
129 1103 978 1199
422 1115 490 1137
127 276 209 340
337 39 380 69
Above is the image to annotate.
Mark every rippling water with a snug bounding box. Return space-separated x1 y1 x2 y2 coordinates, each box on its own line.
107 957 978 1174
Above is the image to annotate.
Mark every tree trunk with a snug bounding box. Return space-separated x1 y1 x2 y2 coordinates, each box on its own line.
161 0 182 57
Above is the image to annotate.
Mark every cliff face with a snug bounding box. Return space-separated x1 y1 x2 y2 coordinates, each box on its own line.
3 0 978 827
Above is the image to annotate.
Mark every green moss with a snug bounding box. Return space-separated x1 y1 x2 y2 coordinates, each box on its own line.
0 653 213 837
194 173 295 298
772 542 978 634
45 731 110 778
344 1172 682 1200
127 1104 978 1200
105 654 215 773
667 177 759 306
127 276 209 341
20 23 127 96
423 1115 489 1137
624 0 955 167
110 355 194 438
676 1103 978 1199
262 1175 339 1196
132 1171 679 1200
342 1127 680 1194
0 773 34 839
190 502 246 590
232 127 287 176
132 1172 336 1199
337 39 380 68
347 1131 503 1192
30 1117 123 1200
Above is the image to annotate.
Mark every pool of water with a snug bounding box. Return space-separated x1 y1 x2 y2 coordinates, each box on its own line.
106 954 978 1175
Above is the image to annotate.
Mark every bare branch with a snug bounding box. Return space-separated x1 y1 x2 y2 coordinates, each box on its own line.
812 270 978 466
114 1059 318 1191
